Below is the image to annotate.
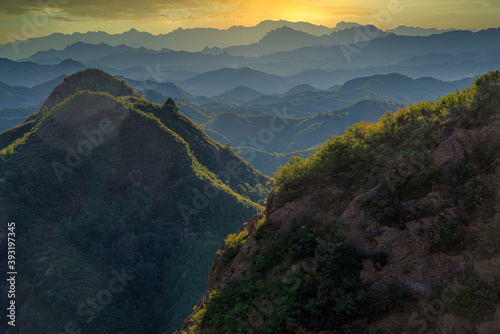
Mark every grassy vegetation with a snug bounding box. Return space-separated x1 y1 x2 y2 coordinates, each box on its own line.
218 230 250 263
448 270 500 323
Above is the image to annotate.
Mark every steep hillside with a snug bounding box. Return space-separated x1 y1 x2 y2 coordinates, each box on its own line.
180 70 500 333
0 69 269 333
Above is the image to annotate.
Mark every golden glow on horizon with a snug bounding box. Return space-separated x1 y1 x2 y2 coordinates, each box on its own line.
0 0 499 43
238 0 375 25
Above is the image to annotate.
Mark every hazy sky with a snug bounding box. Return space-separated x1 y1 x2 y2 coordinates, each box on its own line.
1 0 499 44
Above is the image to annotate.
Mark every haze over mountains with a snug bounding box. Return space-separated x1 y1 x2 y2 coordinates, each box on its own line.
0 20 461 60
1 16 500 334
0 20 487 172
0 23 497 98
0 68 476 174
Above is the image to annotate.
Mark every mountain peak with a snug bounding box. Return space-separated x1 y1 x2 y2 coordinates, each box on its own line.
282 83 319 96
333 21 362 30
263 26 309 37
57 58 85 67
41 68 137 112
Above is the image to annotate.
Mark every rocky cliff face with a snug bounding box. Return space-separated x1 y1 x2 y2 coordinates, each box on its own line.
179 70 500 334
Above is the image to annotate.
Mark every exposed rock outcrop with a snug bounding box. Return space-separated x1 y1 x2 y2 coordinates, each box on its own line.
431 113 500 166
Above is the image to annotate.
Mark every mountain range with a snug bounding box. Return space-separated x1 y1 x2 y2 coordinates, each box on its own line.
204 99 402 154
1 17 499 334
178 67 294 96
24 42 167 64
0 69 269 333
0 20 461 60
202 25 389 57
0 58 85 86
0 70 478 176
0 27 497 94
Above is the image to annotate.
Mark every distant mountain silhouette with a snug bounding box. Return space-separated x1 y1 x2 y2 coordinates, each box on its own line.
0 106 38 133
213 86 266 104
31 75 67 91
256 28 500 75
0 75 64 109
178 67 294 96
203 99 402 155
286 46 499 89
0 20 334 60
26 42 163 63
396 51 497 66
116 67 198 83
415 76 474 93
331 21 362 31
221 73 476 117
0 58 86 86
222 27 321 57
5 27 495 87
339 73 443 98
0 83 38 108
221 25 388 57
84 50 245 75
122 78 191 99
281 84 321 96
231 147 313 176
387 25 458 36
0 76 66 108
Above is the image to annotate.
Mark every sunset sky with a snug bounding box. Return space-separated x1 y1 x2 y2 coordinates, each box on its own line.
1 0 499 44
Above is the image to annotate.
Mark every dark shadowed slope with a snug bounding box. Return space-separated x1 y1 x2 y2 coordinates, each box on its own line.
0 68 269 334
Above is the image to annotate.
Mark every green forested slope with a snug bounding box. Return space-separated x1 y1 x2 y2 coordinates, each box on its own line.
0 69 269 333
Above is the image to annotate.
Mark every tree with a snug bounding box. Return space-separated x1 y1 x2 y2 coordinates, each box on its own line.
163 98 180 113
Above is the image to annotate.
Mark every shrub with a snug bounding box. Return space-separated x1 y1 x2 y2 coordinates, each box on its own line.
219 230 249 263
448 270 500 323
475 215 500 260
432 216 466 253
